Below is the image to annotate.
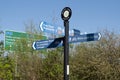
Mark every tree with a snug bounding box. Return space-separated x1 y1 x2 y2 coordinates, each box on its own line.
0 30 15 80
0 30 4 55
70 30 120 80
40 48 63 80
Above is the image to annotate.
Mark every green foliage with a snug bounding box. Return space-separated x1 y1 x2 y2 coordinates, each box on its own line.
0 40 4 56
70 30 120 80
0 56 15 80
40 48 63 80
0 31 14 79
1 23 120 80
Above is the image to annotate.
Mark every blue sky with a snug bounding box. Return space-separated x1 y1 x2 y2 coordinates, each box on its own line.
0 0 120 40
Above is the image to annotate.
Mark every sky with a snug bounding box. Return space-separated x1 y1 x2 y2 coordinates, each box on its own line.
0 0 120 40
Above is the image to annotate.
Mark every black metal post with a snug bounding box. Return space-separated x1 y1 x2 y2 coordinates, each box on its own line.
61 7 72 80
63 20 69 80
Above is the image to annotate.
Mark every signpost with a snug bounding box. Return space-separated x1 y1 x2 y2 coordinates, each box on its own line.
40 21 64 35
32 37 63 50
61 7 72 80
69 32 101 43
33 7 101 80
5 30 46 51
40 21 80 37
32 32 101 50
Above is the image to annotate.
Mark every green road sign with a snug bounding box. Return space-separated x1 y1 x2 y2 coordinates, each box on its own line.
5 30 46 51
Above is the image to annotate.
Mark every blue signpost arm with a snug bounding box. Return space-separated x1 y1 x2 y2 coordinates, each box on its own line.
32 32 101 50
47 37 63 48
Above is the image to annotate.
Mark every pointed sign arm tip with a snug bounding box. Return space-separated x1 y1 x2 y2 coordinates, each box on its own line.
32 42 36 50
39 21 44 31
98 33 101 40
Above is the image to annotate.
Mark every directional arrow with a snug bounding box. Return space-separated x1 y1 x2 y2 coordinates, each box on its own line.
40 21 56 33
32 32 101 50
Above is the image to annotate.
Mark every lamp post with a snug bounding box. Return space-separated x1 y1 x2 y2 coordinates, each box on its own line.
61 7 72 80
